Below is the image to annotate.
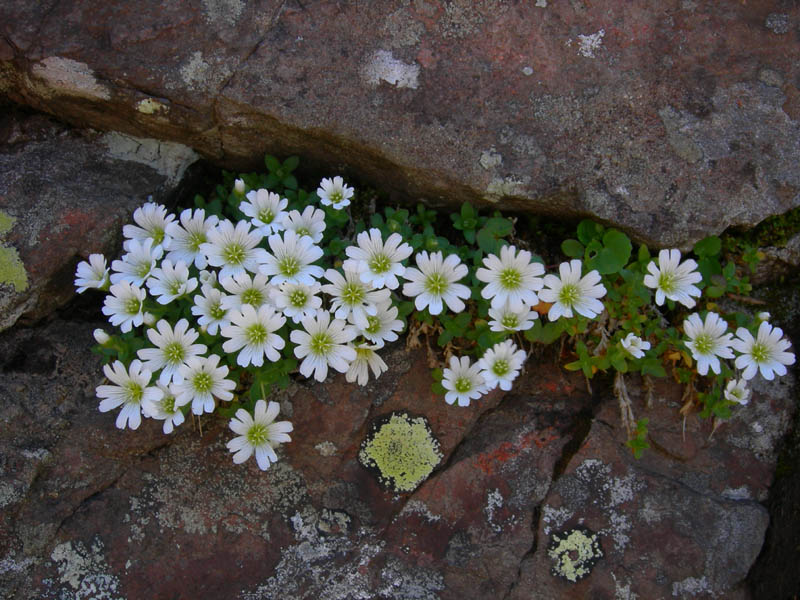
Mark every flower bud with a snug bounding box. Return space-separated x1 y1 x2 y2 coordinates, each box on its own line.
234 178 245 196
143 312 157 326
93 328 111 345
757 311 771 322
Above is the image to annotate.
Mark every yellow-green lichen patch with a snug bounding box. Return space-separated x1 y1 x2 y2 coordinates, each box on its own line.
0 211 27 292
358 411 443 493
548 526 603 583
136 98 167 115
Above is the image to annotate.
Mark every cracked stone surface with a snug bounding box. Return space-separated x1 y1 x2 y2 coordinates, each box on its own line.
0 309 794 599
0 110 198 332
3 1 800 246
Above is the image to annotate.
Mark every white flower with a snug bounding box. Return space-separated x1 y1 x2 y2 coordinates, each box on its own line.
227 399 293 470
241 188 288 236
346 343 388 386
123 201 175 249
74 254 109 293
93 328 111 345
102 281 146 333
539 259 606 321
643 249 703 308
441 355 486 407
402 251 471 316
476 245 545 310
175 354 236 415
96 359 161 430
142 382 186 434
757 312 771 322
724 379 751 406
137 318 207 385
234 178 246 195
620 333 651 359
731 321 795 381
201 219 269 280
487 302 538 332
221 304 287 367
271 281 323 323
281 205 326 243
478 340 526 391
220 271 273 311
261 230 324 286
683 312 734 376
353 300 403 348
322 266 391 324
290 310 357 382
165 208 219 270
199 269 217 287
146 259 198 305
317 176 354 209
191 284 231 335
110 238 163 286
343 229 412 290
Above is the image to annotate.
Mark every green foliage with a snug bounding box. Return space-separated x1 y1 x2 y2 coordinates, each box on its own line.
626 418 650 459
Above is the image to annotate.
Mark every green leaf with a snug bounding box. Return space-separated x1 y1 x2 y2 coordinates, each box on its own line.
283 155 300 172
693 235 722 257
641 358 666 378
561 239 585 258
264 155 282 173
577 220 604 245
602 229 632 265
637 244 650 263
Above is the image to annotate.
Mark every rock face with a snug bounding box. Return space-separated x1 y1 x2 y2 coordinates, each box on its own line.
2 1 800 247
0 110 198 331
0 310 794 599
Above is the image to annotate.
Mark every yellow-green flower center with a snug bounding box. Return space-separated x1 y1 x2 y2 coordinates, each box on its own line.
296 227 311 237
369 253 392 274
162 394 176 414
330 191 343 205
501 313 519 329
424 272 447 296
310 332 333 356
152 228 165 246
289 289 307 308
499 267 521 290
454 377 472 394
258 209 274 224
241 288 264 307
168 280 183 296
224 243 246 265
164 341 185 364
365 315 382 335
125 297 142 315
126 382 143 404
210 301 226 320
188 231 206 252
193 371 213 393
492 359 509 377
246 323 268 345
246 423 270 446
658 271 676 293
750 341 771 363
558 283 579 307
694 333 714 355
279 257 300 277
136 262 152 278
342 282 365 306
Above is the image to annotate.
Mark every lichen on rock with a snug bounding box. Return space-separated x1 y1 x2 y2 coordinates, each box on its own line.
547 526 604 583
358 411 442 493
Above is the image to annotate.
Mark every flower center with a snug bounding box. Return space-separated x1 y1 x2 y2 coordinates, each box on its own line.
454 377 472 394
694 333 715 355
369 253 392 274
125 381 143 404
136 261 152 279
164 341 185 364
193 371 213 393
246 323 268 345
279 256 300 277
365 315 382 335
224 243 246 265
499 267 521 290
188 231 206 252
241 288 264 307
342 282 365 306
296 227 311 237
355 347 373 360
258 209 274 224
246 423 270 446
750 341 771 364
310 332 333 356
162 394 177 414
492 359 510 377
557 283 579 307
169 279 184 296
424 272 447 296
289 289 307 308
210 301 227 320
330 190 343 205
658 271 676 293
500 313 519 329
125 297 142 316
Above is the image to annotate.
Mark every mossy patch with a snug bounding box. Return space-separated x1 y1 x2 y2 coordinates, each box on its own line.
547 526 604 583
358 411 443 493
0 211 28 292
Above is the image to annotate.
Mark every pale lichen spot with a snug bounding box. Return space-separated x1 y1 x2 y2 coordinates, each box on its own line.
548 527 604 583
358 411 442 493
535 0 548 6
361 50 420 90
0 212 28 293
136 98 167 115
479 148 503 170
577 29 606 58
484 176 528 203
314 441 338 457
31 57 111 100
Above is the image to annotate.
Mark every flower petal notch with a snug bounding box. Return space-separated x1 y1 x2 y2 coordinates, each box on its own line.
358 411 443 493
548 526 604 583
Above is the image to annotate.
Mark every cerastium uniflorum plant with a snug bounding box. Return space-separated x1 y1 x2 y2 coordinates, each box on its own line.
75 154 796 469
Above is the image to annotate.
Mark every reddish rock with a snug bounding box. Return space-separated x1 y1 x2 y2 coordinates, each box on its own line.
2 2 799 246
